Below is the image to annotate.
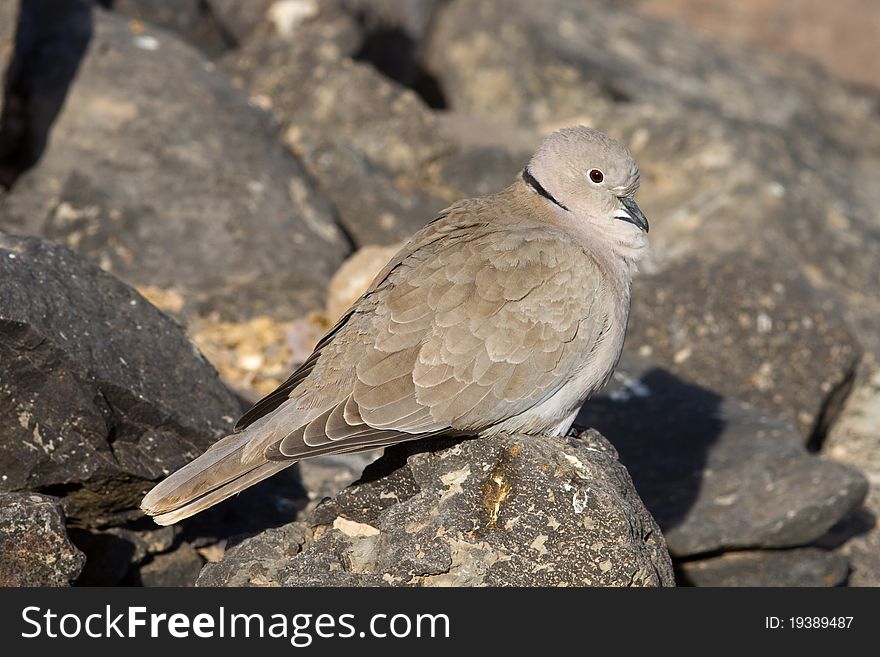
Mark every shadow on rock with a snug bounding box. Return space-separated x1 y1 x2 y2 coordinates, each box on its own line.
0 0 92 187
577 354 869 560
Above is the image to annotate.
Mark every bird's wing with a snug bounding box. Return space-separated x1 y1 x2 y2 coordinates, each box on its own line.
251 218 612 461
142 212 614 524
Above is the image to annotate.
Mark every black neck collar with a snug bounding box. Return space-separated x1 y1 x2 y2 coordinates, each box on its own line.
522 167 569 212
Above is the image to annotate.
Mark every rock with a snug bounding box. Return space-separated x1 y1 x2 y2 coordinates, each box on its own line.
0 0 18 112
0 0 92 188
139 542 204 586
0 234 241 523
823 367 880 586
205 0 274 45
298 452 379 506
324 243 402 322
0 8 349 321
222 5 451 247
678 548 849 587
107 0 232 58
576 354 868 557
635 0 880 90
426 0 879 140
67 526 142 586
197 522 311 587
197 431 675 587
626 252 860 442
0 492 85 586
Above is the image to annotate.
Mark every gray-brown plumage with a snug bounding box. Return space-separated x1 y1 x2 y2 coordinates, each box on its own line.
142 126 650 525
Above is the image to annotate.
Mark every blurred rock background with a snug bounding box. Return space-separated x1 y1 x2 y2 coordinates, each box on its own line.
0 0 877 586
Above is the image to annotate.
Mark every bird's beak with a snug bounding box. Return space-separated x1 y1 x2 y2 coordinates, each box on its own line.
614 196 650 233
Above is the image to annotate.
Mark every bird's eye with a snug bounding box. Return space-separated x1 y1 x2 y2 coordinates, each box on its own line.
589 169 604 184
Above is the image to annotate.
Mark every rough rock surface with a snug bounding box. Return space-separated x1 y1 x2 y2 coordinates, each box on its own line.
197 431 674 586
635 0 880 90
0 492 85 586
627 253 860 442
138 542 204 587
0 0 17 114
577 355 868 557
222 5 450 247
107 0 232 58
0 8 349 321
678 548 849 587
0 234 240 522
823 367 880 586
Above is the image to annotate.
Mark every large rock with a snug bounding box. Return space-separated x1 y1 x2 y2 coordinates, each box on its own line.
197 431 674 586
823 367 880 586
0 8 349 321
0 234 241 523
635 0 880 90
106 0 232 58
0 492 85 586
678 548 849 587
627 252 860 442
222 4 452 247
0 1 93 188
577 355 868 557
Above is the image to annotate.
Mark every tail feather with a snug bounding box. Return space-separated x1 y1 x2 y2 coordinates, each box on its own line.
140 431 293 526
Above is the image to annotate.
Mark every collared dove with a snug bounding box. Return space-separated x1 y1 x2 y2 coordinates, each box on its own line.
142 126 650 525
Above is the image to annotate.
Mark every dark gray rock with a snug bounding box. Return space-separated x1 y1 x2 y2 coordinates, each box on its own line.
679 548 849 587
627 252 860 441
577 355 868 557
198 431 674 587
139 542 204 587
106 0 232 58
0 234 240 523
206 0 274 46
0 8 349 321
425 0 880 141
823 367 880 586
222 7 452 247
0 0 92 188
67 526 142 586
196 522 312 587
0 492 85 586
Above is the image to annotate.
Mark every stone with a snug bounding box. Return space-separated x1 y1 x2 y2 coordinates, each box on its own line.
576 354 868 557
196 522 311 587
0 492 85 586
626 252 860 442
297 452 379 507
0 0 92 188
222 6 451 247
678 548 849 587
67 526 142 586
0 8 349 321
107 0 232 58
207 0 275 46
139 542 204 587
197 430 675 587
0 0 18 116
635 0 880 90
823 366 880 586
0 234 241 524
324 243 402 322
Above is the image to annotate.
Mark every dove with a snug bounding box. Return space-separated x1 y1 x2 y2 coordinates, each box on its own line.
142 125 650 525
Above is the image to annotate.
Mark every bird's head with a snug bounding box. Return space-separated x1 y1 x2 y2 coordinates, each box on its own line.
524 126 649 259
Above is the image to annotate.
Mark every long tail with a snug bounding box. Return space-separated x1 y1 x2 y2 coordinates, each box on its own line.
140 430 292 526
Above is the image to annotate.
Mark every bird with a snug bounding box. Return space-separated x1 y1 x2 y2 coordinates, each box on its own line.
142 125 650 525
